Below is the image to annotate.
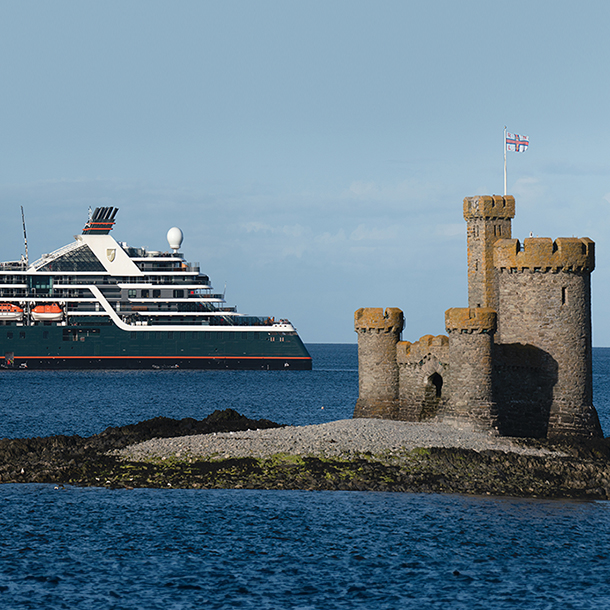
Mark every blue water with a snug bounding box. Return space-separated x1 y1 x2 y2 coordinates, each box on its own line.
0 344 359 439
1 344 610 609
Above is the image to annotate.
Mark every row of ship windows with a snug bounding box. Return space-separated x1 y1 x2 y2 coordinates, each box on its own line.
7 331 50 340
4 330 284 341
128 289 187 298
0 276 209 285
0 289 189 297
127 331 285 341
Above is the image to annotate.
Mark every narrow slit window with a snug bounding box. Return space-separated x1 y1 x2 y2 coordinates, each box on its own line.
562 287 567 305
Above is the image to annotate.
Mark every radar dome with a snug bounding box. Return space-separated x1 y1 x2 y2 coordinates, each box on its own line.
167 227 183 252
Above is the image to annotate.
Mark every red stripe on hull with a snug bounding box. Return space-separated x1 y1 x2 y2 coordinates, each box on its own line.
4 356 313 371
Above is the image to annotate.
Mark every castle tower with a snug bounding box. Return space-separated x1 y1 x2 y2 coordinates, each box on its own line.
443 307 498 430
354 307 404 419
464 195 515 310
494 237 602 438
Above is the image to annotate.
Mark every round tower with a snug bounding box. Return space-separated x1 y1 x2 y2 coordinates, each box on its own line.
443 307 498 431
494 237 602 438
353 307 404 419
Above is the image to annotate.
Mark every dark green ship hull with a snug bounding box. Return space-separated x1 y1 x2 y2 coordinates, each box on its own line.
0 320 312 370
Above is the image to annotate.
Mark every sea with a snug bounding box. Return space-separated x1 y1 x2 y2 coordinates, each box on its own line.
1 344 610 609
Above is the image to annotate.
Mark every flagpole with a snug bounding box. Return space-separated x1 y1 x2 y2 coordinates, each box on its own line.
503 126 507 196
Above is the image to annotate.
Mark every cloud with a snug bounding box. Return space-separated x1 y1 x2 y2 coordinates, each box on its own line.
349 223 399 242
346 181 378 198
341 179 445 207
511 176 545 203
242 221 307 238
315 229 347 245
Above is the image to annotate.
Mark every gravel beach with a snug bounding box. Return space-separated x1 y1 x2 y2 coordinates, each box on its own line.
115 418 561 461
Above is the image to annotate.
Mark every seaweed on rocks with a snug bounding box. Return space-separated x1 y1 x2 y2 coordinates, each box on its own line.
0 408 281 484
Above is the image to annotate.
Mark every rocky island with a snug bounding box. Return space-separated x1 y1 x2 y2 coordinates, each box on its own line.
2 409 610 500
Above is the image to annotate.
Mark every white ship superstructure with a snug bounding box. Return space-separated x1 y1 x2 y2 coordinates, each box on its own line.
0 207 311 369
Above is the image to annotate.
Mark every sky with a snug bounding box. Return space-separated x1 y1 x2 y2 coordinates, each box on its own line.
1 0 610 344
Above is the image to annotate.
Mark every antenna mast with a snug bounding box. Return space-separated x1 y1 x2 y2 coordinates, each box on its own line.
20 206 29 269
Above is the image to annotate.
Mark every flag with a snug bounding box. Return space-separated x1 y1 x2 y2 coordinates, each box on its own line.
506 132 529 152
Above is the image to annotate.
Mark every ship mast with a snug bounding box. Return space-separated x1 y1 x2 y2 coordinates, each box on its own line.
20 206 29 269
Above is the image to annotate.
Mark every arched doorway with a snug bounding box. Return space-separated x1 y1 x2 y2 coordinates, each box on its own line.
421 372 443 420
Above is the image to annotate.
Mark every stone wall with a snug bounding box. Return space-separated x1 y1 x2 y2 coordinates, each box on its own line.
493 342 557 437
396 335 449 421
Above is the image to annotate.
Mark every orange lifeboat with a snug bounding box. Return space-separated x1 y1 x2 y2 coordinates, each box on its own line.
31 303 64 322
0 303 24 321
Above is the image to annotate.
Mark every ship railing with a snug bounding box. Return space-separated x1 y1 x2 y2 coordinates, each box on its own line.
0 261 28 271
109 315 282 328
189 292 224 299
120 277 208 285
133 262 201 273
0 290 27 298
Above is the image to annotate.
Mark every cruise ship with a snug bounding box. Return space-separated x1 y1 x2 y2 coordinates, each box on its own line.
0 207 312 370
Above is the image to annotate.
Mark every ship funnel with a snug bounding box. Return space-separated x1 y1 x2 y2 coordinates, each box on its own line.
167 227 183 252
82 207 119 234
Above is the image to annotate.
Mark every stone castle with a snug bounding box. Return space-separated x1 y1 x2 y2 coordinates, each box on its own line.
354 195 603 438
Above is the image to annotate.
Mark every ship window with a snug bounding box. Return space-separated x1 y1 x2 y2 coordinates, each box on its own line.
167 332 173 339
43 331 49 339
141 289 149 298
131 332 136 339
6 332 12 339
153 290 161 298
173 290 184 298
37 244 105 272
19 331 25 339
128 290 136 298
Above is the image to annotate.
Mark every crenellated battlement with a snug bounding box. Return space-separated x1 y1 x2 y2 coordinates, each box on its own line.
445 308 496 334
494 237 595 272
354 307 404 334
396 335 449 364
463 195 515 220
